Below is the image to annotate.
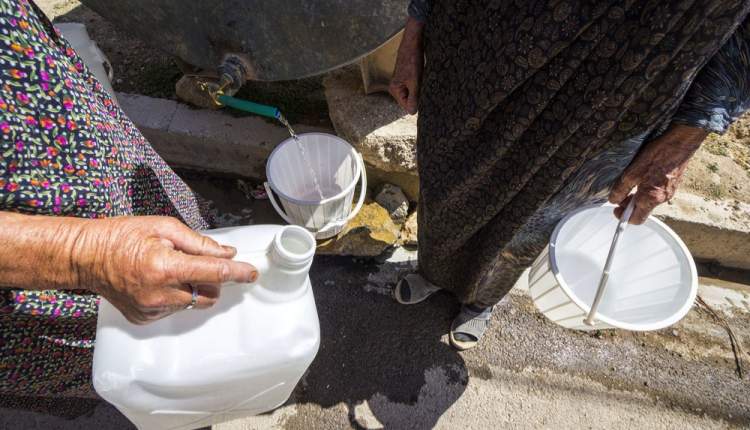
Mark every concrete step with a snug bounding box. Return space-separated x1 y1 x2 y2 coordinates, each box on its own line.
653 192 750 270
117 92 330 179
119 92 750 269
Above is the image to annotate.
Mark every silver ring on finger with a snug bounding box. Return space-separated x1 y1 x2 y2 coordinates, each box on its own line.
185 284 198 310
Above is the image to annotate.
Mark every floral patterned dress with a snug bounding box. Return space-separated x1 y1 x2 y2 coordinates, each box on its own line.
0 0 208 397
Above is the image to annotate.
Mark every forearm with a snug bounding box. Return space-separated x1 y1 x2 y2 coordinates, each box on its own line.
391 16 426 114
663 124 709 151
402 17 425 50
0 211 89 290
0 211 257 323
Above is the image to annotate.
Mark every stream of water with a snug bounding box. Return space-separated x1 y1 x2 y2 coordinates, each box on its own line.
277 113 325 200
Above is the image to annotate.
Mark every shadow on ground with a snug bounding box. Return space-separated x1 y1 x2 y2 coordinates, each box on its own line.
180 173 470 425
0 252 467 430
290 255 467 429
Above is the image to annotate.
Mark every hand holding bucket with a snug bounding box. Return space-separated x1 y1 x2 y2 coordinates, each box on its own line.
528 199 698 332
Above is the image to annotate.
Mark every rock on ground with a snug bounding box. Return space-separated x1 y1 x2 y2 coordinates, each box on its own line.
401 211 418 246
316 201 400 257
365 164 420 203
375 184 410 223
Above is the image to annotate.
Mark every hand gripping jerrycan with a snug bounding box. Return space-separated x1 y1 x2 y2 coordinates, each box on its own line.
92 225 320 430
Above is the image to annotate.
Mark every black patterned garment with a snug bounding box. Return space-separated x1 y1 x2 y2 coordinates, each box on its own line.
0 0 208 397
410 0 750 307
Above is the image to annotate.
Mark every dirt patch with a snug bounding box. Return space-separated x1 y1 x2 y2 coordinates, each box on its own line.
683 116 750 203
683 147 750 202
234 78 330 126
636 311 750 374
706 116 750 172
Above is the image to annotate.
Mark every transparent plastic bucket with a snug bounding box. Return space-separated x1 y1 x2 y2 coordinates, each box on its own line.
264 133 367 239
528 204 698 331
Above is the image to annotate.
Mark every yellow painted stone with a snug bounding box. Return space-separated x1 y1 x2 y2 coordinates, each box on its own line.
317 201 400 257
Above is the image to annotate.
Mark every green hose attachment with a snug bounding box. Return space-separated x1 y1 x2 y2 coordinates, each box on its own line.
217 95 280 119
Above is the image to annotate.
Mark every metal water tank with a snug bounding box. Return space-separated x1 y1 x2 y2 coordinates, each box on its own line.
79 0 407 81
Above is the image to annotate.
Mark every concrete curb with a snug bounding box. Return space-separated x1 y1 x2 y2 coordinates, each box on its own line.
121 92 750 270
118 93 331 178
654 192 750 270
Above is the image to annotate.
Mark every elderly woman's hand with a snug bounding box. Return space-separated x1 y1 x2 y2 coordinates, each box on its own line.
0 213 257 324
609 124 708 224
74 216 258 324
389 17 425 114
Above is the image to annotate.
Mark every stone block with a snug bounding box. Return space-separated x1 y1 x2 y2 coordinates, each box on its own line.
324 67 418 176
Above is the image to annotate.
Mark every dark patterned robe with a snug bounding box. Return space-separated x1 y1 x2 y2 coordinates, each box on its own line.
410 0 750 306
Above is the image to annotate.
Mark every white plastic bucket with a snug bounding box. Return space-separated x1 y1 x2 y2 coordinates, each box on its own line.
528 204 697 331
265 133 367 239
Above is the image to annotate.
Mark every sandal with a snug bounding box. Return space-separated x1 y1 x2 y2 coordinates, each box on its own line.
393 274 441 305
449 305 494 351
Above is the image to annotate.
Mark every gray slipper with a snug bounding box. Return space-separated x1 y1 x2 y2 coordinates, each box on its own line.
449 305 494 350
393 274 441 305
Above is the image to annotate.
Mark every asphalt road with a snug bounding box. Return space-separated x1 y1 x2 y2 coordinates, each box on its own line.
2 174 749 429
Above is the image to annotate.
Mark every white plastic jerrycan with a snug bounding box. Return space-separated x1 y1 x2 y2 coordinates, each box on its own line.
92 225 320 430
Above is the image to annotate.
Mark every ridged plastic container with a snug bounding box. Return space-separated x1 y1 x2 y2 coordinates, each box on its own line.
528 204 697 331
265 133 367 239
92 225 320 430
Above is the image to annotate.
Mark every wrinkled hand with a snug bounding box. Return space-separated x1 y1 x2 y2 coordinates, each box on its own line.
609 125 708 224
75 216 257 324
389 18 425 114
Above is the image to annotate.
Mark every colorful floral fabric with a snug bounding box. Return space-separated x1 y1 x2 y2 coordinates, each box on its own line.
0 290 99 398
0 0 208 397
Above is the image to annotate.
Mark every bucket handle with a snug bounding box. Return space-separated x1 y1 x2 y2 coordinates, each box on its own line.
345 153 368 223
263 151 368 233
264 182 296 226
583 197 636 326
